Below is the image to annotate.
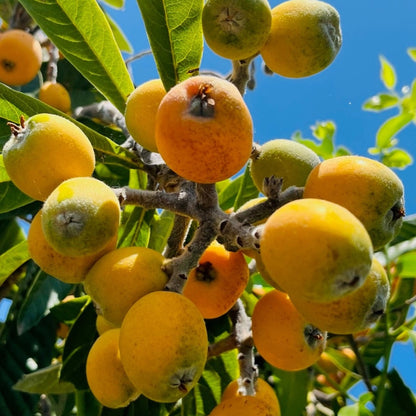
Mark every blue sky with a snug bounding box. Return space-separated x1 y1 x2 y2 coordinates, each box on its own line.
105 0 416 394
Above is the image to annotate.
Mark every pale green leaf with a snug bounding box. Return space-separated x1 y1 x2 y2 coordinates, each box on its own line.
100 0 124 9
137 0 203 90
0 240 30 286
0 83 139 169
397 251 416 277
104 9 133 53
381 148 413 169
407 47 416 62
376 113 413 149
19 0 134 113
379 55 397 90
13 363 76 394
362 93 399 112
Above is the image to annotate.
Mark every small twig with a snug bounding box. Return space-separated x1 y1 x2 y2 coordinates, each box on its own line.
73 101 129 137
347 334 374 394
163 215 192 259
45 43 59 83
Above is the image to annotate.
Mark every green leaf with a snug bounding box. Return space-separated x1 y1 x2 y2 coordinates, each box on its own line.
50 295 90 324
381 148 413 169
377 370 416 416
233 164 259 210
379 56 397 90
0 0 15 23
0 218 25 254
0 240 30 286
16 267 73 335
19 0 134 113
104 9 133 53
375 113 413 149
137 0 203 90
75 389 102 416
407 48 416 62
100 0 124 9
362 93 399 112
148 210 175 253
61 301 97 390
0 84 139 169
13 363 76 394
272 368 309 416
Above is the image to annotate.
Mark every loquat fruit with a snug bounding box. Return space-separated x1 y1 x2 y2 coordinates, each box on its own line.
252 289 327 371
155 75 253 183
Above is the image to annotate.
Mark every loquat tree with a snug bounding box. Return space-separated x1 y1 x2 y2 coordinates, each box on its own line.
0 1 415 415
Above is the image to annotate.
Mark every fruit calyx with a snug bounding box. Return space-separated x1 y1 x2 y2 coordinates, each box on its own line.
218 7 244 33
195 261 217 283
7 115 26 137
169 367 197 393
304 324 326 348
189 83 215 117
391 200 405 221
1 59 15 72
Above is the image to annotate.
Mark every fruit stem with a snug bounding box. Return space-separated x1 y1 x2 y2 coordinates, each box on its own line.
228 55 257 95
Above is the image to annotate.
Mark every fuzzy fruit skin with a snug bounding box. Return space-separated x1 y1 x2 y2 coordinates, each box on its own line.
209 395 276 416
202 0 272 60
261 0 342 78
303 155 405 250
155 75 253 183
125 78 166 152
183 243 249 319
39 81 72 113
2 113 95 201
83 246 169 326
290 258 390 334
250 139 320 193
41 177 121 257
119 291 208 403
252 289 327 371
0 29 42 86
222 378 281 416
86 329 140 409
260 198 373 302
28 210 117 284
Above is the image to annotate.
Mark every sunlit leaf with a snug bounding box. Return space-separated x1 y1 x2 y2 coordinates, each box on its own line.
100 0 124 8
19 0 134 112
375 113 413 149
104 9 133 53
407 47 416 62
0 240 30 286
362 93 399 112
396 251 416 277
137 0 203 90
379 55 397 90
381 148 413 169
